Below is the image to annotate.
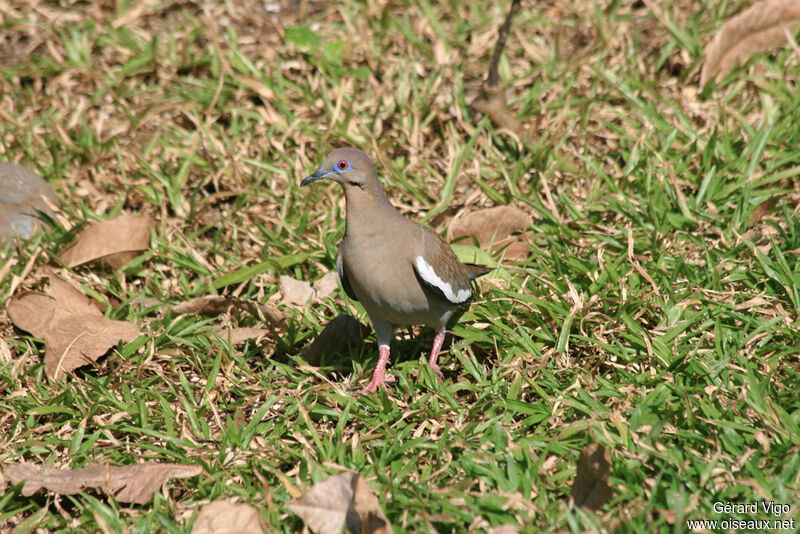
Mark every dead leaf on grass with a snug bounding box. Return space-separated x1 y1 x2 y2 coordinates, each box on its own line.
172 295 286 330
488 526 520 534
279 275 314 307
446 206 532 262
700 0 800 86
286 471 393 534
301 314 366 366
569 443 612 511
4 462 202 504
313 271 339 301
59 214 155 269
7 275 141 380
192 499 265 534
747 196 778 227
214 327 272 346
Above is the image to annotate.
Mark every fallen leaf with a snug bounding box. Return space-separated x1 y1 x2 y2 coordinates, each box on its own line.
129 295 162 311
446 206 532 262
172 295 233 316
313 271 339 301
700 0 800 86
301 314 366 366
214 327 272 346
748 196 778 227
279 275 314 307
59 214 155 269
286 471 393 534
172 295 286 330
0 162 60 239
192 499 265 534
447 205 531 244
488 526 520 534
569 443 612 511
7 275 141 380
4 462 202 504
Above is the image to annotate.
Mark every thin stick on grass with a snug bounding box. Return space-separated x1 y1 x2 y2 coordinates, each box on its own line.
486 0 522 88
472 0 526 141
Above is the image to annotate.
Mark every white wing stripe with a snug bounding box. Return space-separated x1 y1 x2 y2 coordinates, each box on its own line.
415 256 471 304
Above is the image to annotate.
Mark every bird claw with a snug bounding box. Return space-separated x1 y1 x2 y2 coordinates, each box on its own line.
356 373 395 395
429 364 445 382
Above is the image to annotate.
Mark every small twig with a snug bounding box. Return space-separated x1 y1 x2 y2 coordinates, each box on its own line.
472 0 528 140
487 0 522 88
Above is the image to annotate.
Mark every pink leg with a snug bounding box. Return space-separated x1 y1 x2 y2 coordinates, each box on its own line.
359 345 392 394
427 329 446 382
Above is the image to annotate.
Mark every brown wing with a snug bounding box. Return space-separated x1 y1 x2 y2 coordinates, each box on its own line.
462 263 493 279
413 225 474 305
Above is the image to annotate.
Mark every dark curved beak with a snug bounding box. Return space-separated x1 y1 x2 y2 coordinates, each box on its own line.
301 169 330 187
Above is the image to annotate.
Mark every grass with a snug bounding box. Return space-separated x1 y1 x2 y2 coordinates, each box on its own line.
1 0 799 531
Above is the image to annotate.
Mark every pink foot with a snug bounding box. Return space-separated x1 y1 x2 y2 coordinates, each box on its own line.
426 329 447 383
358 373 396 394
358 345 392 394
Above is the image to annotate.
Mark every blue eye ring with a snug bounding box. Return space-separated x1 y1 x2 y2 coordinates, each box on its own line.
334 159 351 172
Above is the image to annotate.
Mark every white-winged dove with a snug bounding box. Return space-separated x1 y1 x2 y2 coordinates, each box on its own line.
301 148 491 393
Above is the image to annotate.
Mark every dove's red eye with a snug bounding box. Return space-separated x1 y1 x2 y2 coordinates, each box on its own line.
335 160 351 171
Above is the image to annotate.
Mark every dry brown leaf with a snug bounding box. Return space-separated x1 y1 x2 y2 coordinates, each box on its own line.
279 275 314 307
172 295 286 330
301 314 366 366
191 499 265 534
748 196 778 227
214 327 272 346
172 295 236 316
59 214 155 269
7 275 141 380
569 443 612 511
313 271 339 301
4 462 202 504
446 206 532 262
286 471 393 534
700 0 800 86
